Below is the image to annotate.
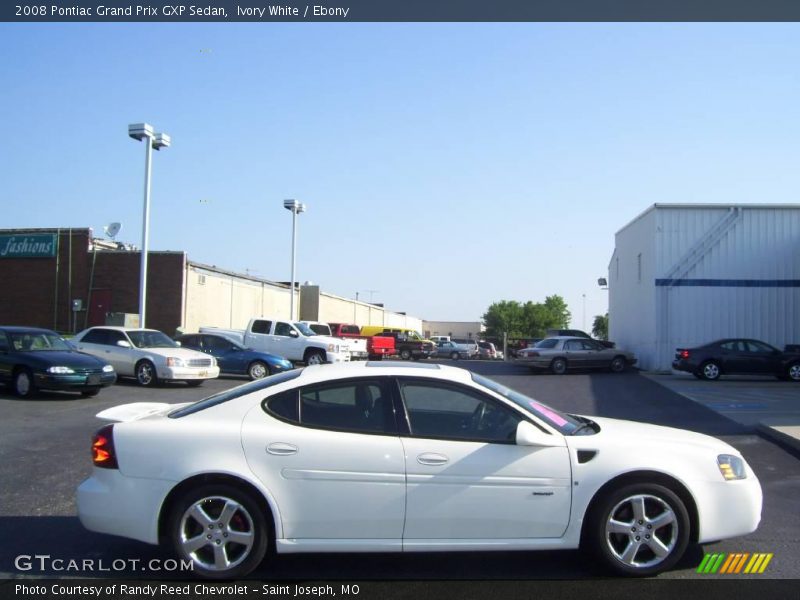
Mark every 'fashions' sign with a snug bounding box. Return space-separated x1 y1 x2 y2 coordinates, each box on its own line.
0 234 57 258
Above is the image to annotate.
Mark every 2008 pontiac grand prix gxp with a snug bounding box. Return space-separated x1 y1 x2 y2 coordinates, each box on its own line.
77 362 762 579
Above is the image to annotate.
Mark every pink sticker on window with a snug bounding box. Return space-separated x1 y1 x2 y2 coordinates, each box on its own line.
529 401 568 427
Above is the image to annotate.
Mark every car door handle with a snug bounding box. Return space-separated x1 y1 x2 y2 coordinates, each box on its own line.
266 442 298 456
417 452 448 466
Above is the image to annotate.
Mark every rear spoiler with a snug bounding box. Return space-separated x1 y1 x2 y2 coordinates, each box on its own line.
96 402 191 422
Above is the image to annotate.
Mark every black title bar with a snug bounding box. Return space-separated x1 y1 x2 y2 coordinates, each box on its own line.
6 0 800 22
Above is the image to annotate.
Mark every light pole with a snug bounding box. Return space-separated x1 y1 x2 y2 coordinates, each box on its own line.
283 199 306 321
582 293 587 331
128 123 170 328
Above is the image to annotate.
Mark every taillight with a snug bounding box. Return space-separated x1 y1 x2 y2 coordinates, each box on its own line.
92 424 118 469
679 350 690 359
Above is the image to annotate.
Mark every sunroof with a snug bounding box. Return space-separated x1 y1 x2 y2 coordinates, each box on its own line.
365 361 440 369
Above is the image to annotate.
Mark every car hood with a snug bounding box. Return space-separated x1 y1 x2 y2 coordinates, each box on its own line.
307 335 348 348
573 415 735 454
137 347 209 360
20 350 105 369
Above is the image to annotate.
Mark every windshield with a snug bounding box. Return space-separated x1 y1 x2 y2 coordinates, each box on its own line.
10 332 73 352
470 372 582 434
406 331 423 341
127 330 178 349
294 322 316 337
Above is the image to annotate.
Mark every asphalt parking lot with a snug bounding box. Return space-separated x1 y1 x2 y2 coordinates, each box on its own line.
1 361 799 580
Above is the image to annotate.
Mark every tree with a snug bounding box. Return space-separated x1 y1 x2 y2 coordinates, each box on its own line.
482 300 525 339
483 295 572 338
592 313 609 340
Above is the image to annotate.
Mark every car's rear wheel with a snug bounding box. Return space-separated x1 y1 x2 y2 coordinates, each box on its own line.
699 361 721 381
400 349 411 360
13 369 36 398
610 356 627 373
135 360 158 387
450 352 459 360
169 484 269 579
247 361 270 380
787 362 800 382
81 388 100 397
550 357 568 375
587 483 690 576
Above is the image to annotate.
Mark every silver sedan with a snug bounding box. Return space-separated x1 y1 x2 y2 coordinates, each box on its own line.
515 336 637 375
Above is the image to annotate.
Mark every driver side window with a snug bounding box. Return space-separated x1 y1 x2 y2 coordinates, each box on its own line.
275 322 295 337
399 380 521 444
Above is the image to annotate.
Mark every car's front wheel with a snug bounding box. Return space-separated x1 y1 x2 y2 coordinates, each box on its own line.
450 352 459 360
400 349 411 360
169 484 269 579
135 360 158 387
699 361 721 381
13 369 37 398
587 483 690 576
787 362 800 382
610 356 627 373
247 361 270 380
305 350 326 366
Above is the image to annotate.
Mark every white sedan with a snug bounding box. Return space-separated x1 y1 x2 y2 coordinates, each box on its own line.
77 362 761 578
73 326 220 387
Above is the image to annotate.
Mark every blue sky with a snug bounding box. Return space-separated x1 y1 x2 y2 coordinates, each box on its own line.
2 23 799 326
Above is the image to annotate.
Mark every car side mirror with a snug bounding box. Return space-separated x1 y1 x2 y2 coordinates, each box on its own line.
116 340 131 348
290 330 299 338
516 421 564 447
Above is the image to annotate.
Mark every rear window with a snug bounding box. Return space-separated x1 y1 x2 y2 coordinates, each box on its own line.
534 339 559 349
341 325 360 335
169 369 302 418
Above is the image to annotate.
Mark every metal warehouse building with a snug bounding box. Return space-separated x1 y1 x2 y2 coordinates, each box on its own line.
608 204 800 371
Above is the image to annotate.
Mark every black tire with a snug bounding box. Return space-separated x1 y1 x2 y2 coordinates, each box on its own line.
450 352 459 360
81 388 101 398
400 349 411 360
699 361 721 381
304 350 326 366
247 361 270 380
610 356 627 373
550 357 568 375
786 362 800 382
13 369 37 398
169 483 269 579
586 482 690 577
135 360 158 387
185 380 204 387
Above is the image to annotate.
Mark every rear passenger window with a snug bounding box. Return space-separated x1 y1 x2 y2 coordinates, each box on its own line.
251 320 272 334
266 389 299 422
81 329 108 344
299 380 392 434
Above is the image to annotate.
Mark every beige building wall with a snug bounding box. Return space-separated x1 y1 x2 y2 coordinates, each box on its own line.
422 320 485 339
181 264 422 334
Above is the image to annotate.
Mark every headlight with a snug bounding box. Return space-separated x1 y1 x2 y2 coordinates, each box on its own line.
327 344 340 353
166 357 186 368
102 365 114 373
717 454 747 480
47 366 75 374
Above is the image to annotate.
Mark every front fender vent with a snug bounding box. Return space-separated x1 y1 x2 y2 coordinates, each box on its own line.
577 450 597 464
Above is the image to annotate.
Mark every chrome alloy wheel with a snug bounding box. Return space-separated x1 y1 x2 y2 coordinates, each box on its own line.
702 362 720 380
604 494 678 569
306 352 325 365
788 363 800 381
136 361 155 386
15 371 32 396
248 361 268 379
179 496 255 572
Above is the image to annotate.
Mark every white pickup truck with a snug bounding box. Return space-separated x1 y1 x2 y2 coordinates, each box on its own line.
200 318 350 365
300 321 369 360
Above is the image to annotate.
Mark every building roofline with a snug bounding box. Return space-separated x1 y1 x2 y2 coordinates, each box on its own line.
187 261 290 288
615 203 800 236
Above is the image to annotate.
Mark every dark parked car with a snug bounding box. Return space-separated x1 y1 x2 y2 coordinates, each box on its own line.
0 326 116 398
672 338 800 381
175 333 293 380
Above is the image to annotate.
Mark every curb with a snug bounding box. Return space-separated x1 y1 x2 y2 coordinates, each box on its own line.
756 422 800 456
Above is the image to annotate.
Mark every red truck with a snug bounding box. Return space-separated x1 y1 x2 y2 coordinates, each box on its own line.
328 323 395 360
